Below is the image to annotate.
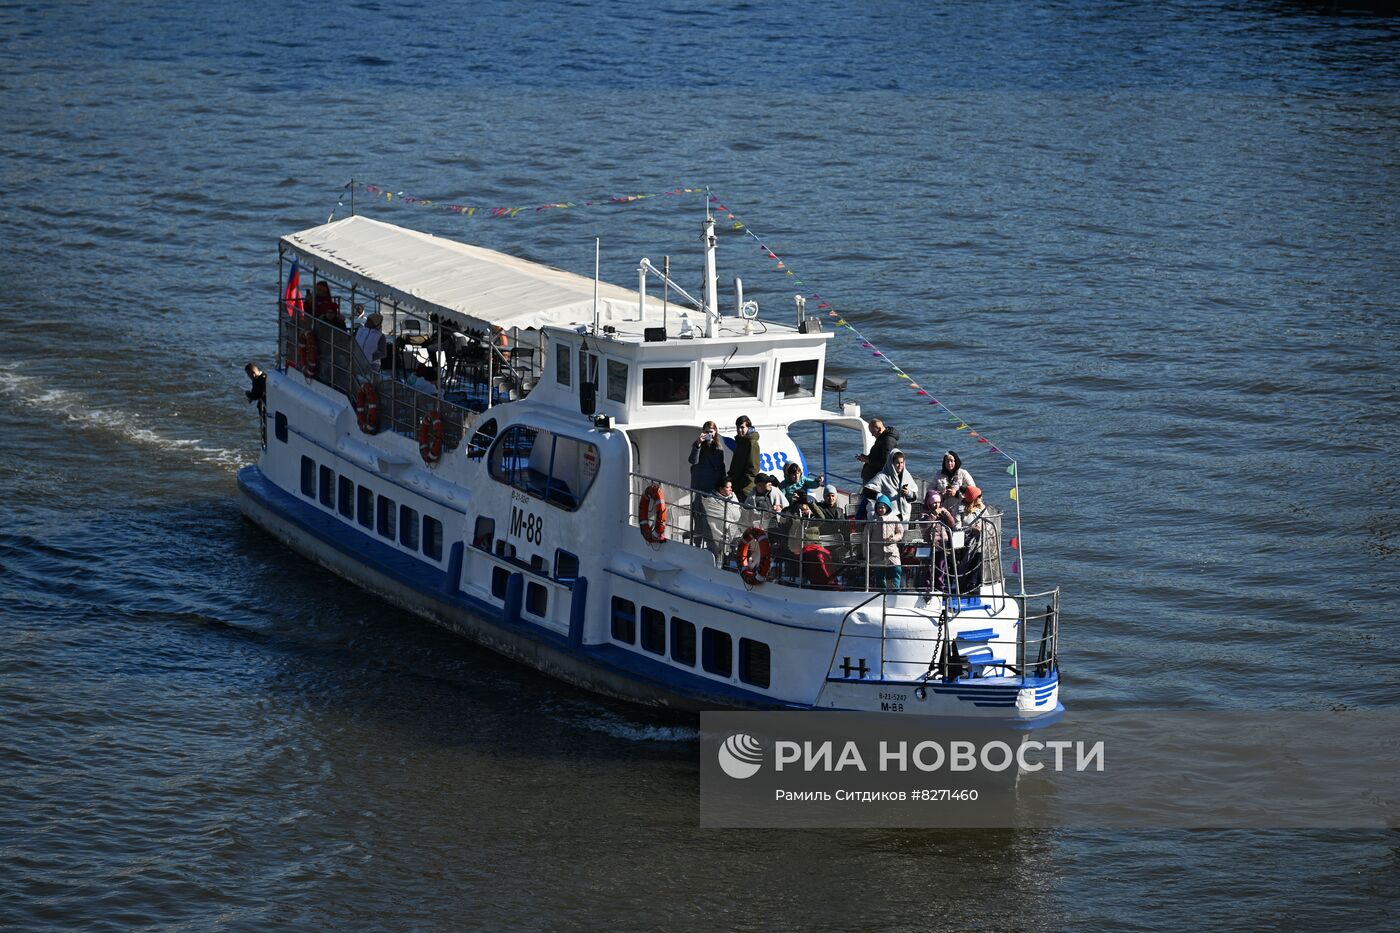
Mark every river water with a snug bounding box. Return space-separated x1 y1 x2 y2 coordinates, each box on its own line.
2 1 1398 929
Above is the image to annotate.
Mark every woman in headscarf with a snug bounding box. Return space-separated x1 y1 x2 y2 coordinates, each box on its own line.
874 448 918 522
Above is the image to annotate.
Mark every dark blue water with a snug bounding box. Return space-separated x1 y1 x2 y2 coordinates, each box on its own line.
2 1 1398 928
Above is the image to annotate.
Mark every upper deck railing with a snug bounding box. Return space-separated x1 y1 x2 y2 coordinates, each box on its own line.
274 281 546 453
628 473 1004 598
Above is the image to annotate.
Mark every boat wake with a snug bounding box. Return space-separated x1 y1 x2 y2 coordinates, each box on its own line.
577 714 698 743
0 366 250 471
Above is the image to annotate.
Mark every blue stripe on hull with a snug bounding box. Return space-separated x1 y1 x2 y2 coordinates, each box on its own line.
237 465 788 711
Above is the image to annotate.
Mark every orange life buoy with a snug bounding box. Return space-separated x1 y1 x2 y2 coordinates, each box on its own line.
737 526 772 585
418 411 444 464
297 329 319 377
638 483 667 544
354 382 379 434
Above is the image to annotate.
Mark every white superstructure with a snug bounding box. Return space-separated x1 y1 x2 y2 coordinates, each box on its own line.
239 212 1061 720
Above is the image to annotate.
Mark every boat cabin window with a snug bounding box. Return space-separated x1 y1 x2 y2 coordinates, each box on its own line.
422 515 443 560
275 412 288 443
554 549 580 585
739 638 771 688
487 424 600 511
376 494 396 540
606 359 628 404
338 476 354 519
474 515 495 551
611 597 636 644
526 582 548 617
641 607 666 655
777 360 819 399
702 628 733 677
707 366 760 400
642 367 691 406
319 466 334 508
671 617 697 667
300 457 315 497
555 343 571 387
400 505 419 549
356 486 374 529
468 418 498 460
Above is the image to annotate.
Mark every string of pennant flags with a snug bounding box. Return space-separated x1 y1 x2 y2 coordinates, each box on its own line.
343 181 707 220
707 193 1025 575
340 179 1024 567
707 194 1021 490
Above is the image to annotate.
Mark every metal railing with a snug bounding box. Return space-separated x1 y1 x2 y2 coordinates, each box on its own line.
824 588 1059 684
629 473 1005 597
279 307 480 452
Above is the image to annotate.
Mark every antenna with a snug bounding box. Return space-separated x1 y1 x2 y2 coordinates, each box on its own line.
593 237 600 335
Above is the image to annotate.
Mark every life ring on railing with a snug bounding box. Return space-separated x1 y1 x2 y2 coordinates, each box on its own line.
738 526 772 586
297 330 319 377
354 382 379 435
638 483 667 544
418 411 444 464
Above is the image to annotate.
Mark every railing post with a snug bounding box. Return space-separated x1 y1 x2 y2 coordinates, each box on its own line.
1017 598 1027 683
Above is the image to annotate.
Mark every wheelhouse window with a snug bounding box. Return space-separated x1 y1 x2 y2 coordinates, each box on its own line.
555 343 571 387
642 367 691 406
606 359 628 403
707 366 760 400
488 424 600 511
777 360 819 399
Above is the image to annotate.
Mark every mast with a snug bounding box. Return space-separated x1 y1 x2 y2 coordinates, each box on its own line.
702 215 718 338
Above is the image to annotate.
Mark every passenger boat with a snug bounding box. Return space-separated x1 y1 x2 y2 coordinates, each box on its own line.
237 208 1061 721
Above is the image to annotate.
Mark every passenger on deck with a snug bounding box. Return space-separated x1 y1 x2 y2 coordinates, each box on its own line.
935 450 975 507
742 473 788 513
873 449 918 522
779 461 824 503
354 313 387 373
955 485 987 593
864 494 905 590
857 417 900 484
407 363 438 393
695 478 741 562
855 480 880 521
726 415 761 499
814 485 846 533
688 421 727 494
310 281 345 327
918 489 957 591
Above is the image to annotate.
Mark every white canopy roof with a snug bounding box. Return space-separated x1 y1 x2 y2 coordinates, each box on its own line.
280 215 659 332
